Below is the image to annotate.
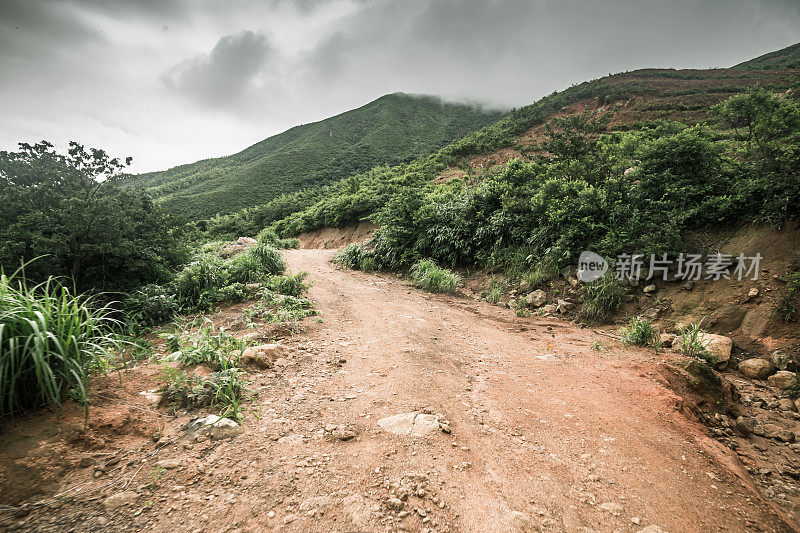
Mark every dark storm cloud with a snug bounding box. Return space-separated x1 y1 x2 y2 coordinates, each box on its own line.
1 0 799 172
163 30 274 107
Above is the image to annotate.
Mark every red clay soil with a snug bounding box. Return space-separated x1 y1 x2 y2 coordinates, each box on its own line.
1 249 797 532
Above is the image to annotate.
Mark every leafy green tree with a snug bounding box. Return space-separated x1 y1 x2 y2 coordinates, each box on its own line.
0 141 187 292
539 110 615 185
712 86 800 156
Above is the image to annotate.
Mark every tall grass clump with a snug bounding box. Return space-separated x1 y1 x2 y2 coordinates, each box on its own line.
409 259 461 293
0 272 119 417
579 274 625 322
679 320 714 364
249 241 286 276
620 316 658 347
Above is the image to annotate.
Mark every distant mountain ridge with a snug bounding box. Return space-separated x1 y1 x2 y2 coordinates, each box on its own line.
125 93 502 219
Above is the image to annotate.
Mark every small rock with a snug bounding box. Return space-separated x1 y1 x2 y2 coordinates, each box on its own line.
599 502 624 516
643 284 657 295
386 497 404 511
156 459 182 470
540 304 558 314
681 280 695 291
771 351 794 371
659 333 676 348
508 510 534 531
189 415 243 440
378 412 441 437
525 290 547 308
738 358 776 380
768 371 796 390
556 299 575 314
748 287 759 298
330 425 358 441
735 416 756 436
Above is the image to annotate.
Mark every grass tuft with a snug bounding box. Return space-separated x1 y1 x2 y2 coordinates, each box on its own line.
409 259 461 293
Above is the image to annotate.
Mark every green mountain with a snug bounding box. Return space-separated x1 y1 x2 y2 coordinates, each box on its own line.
126 93 502 219
734 41 800 70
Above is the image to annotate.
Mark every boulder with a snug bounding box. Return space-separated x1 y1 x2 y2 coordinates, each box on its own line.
540 304 558 314
673 333 732 365
735 416 756 436
525 290 547 308
738 358 775 380
707 305 746 333
768 371 796 390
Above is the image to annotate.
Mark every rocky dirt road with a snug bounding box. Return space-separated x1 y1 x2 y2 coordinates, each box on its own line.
5 248 795 532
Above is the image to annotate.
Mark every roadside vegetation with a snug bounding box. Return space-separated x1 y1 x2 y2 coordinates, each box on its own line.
295 86 800 295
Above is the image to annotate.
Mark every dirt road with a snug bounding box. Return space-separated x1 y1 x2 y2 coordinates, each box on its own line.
6 248 795 532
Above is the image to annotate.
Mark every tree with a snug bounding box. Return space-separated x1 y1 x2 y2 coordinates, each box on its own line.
539 110 615 185
0 141 187 292
712 86 800 156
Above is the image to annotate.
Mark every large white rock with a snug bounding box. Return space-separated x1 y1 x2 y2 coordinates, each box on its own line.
378 412 441 437
190 415 243 439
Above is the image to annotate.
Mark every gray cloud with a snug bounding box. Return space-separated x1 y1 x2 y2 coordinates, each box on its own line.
1 0 799 173
163 30 273 107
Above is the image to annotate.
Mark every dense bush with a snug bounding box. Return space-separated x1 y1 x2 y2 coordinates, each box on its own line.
0 271 119 416
0 141 187 293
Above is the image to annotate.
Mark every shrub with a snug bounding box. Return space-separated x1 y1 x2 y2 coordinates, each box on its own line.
620 316 658 347
158 365 244 422
174 253 230 308
485 277 506 304
409 259 461 293
335 244 366 270
775 272 800 322
123 284 179 329
165 325 244 367
256 228 300 249
246 290 316 323
265 271 309 297
579 274 624 322
0 272 119 416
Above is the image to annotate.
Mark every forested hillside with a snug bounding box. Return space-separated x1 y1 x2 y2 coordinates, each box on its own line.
124 93 501 219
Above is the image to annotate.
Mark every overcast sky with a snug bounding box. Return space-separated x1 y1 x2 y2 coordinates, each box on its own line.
1 0 799 173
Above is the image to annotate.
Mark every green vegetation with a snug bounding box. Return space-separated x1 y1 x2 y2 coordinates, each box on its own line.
0 141 186 293
0 270 119 416
159 325 246 421
734 42 800 70
678 320 715 364
579 273 625 322
620 317 659 347
408 259 461 293
125 93 502 221
775 272 800 322
276 88 799 286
